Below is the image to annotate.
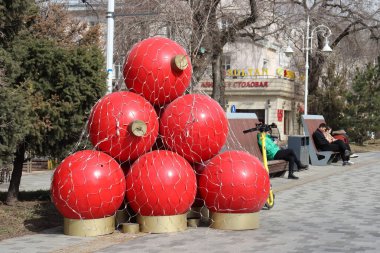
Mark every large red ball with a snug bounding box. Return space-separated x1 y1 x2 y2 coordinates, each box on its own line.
198 151 270 213
51 150 126 219
88 91 159 162
126 150 197 216
123 37 192 106
159 94 228 163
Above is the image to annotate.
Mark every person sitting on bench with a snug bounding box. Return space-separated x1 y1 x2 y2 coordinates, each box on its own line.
330 128 359 158
313 123 352 166
258 126 308 180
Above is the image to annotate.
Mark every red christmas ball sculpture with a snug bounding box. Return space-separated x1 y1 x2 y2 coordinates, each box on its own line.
123 37 192 106
88 91 159 162
159 94 228 163
198 150 270 213
51 150 126 219
192 162 209 208
126 150 197 216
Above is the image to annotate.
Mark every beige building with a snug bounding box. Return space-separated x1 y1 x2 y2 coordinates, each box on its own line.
195 37 305 139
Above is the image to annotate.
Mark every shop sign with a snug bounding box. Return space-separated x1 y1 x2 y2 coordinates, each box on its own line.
276 67 296 80
200 81 269 88
277 109 284 122
226 68 269 77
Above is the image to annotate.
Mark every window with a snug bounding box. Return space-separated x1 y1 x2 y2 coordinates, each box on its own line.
222 55 231 78
262 59 269 76
221 17 232 30
222 55 231 71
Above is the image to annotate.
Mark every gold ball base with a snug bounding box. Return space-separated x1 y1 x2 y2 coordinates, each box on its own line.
138 213 187 233
210 212 259 230
187 218 200 227
63 216 115 237
121 223 140 234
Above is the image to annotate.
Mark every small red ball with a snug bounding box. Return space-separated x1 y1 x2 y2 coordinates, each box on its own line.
88 91 159 162
51 150 126 219
126 150 197 216
123 37 192 106
198 151 270 213
159 94 228 163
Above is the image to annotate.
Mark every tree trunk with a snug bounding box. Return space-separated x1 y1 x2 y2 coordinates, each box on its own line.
211 51 226 109
6 142 26 205
308 53 326 113
208 0 226 109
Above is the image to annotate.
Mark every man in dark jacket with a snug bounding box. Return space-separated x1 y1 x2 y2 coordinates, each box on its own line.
313 123 351 165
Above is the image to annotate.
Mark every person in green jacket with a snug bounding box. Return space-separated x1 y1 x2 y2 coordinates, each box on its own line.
258 130 308 180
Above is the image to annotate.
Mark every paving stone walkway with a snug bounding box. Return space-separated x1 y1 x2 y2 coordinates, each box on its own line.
0 152 379 253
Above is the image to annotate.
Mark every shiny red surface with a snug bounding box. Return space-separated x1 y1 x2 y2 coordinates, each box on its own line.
51 150 126 219
159 94 228 163
88 91 159 162
125 150 197 216
123 37 192 106
198 151 270 213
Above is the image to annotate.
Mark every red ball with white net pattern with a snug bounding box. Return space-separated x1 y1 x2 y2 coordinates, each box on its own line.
198 150 270 213
125 150 197 216
51 150 126 219
88 91 159 162
159 94 228 163
123 37 192 106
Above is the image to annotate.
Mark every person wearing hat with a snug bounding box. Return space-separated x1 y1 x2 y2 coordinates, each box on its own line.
258 126 308 180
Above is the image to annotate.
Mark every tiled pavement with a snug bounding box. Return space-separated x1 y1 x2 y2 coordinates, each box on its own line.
1 152 379 253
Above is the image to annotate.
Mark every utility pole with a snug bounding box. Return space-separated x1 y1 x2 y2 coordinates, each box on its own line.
106 0 115 94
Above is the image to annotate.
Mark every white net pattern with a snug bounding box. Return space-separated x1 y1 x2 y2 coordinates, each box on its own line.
51 36 270 234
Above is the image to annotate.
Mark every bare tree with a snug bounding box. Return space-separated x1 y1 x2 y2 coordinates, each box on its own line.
279 0 380 103
109 0 284 108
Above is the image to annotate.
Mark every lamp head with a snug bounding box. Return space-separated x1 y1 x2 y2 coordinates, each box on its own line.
284 45 294 57
322 38 333 53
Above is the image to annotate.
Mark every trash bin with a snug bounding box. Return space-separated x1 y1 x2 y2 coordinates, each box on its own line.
288 135 309 165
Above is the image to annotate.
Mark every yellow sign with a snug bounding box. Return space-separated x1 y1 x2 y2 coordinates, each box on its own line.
276 68 296 80
226 68 269 77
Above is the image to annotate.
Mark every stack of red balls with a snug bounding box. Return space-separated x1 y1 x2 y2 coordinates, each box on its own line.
51 37 269 227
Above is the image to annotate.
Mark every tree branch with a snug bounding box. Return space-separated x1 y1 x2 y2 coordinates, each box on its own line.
221 0 257 45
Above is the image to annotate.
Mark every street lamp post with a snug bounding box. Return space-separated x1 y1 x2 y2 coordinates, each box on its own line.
106 0 115 94
285 15 333 115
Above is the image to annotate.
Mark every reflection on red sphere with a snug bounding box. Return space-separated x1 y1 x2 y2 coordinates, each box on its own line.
123 37 192 106
126 150 196 216
51 150 126 219
159 94 228 163
198 151 270 213
88 91 159 162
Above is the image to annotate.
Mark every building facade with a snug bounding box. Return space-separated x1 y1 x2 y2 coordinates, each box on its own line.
194 37 305 139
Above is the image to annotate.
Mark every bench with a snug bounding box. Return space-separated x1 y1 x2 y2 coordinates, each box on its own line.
225 113 288 177
301 115 340 166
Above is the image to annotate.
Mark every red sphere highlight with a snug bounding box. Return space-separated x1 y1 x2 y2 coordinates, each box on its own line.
126 150 197 216
198 151 270 213
159 94 228 163
88 91 159 162
51 150 126 219
123 37 192 106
